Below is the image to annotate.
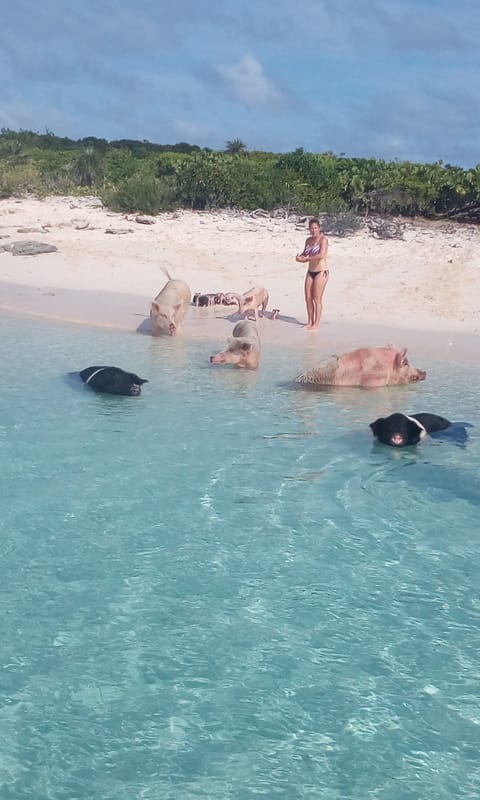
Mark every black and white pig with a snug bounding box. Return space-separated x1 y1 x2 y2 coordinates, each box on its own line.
369 412 471 447
80 366 148 396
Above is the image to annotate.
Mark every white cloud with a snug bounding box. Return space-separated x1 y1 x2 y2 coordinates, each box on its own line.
215 54 283 109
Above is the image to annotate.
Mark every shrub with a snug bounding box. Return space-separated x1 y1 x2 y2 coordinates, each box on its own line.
102 174 178 214
0 163 42 197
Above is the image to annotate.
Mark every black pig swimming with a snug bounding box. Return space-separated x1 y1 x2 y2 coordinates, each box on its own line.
370 412 471 447
80 366 148 396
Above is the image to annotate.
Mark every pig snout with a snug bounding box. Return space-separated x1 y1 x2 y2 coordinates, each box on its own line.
210 352 227 364
169 322 177 336
408 368 426 382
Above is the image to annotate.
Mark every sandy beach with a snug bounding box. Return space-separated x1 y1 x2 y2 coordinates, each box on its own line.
1 195 479 361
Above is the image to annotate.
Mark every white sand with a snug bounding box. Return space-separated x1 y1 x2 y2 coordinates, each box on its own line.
1 196 479 361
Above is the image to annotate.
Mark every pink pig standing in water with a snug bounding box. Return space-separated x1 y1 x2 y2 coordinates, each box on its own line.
295 346 426 388
150 278 191 336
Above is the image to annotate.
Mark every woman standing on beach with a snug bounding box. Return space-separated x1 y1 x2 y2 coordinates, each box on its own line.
296 217 329 329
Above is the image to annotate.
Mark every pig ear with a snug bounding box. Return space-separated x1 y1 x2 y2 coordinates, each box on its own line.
395 348 409 366
151 302 160 312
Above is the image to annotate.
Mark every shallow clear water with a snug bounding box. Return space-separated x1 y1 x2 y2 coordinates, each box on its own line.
1 315 479 800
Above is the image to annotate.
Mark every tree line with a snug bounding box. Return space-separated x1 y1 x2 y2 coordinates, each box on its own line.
1 128 480 222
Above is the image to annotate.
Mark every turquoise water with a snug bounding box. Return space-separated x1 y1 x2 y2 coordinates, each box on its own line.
1 315 479 800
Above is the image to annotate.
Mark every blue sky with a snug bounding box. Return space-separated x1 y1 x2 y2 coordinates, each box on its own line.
1 0 479 166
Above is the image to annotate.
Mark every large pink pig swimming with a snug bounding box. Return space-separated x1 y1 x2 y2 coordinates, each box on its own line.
150 278 191 336
210 321 261 369
295 346 426 388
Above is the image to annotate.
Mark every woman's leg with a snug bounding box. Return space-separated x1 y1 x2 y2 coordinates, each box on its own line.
311 270 329 328
304 273 315 328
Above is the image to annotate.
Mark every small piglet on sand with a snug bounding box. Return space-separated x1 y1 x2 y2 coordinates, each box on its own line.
225 286 269 323
210 321 261 370
80 366 148 396
295 346 426 388
150 278 191 336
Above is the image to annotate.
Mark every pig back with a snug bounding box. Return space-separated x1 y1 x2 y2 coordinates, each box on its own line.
153 279 191 308
232 320 260 348
295 356 340 385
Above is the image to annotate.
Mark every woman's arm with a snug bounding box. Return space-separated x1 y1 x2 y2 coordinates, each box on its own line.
297 237 328 263
318 235 328 259
296 237 311 262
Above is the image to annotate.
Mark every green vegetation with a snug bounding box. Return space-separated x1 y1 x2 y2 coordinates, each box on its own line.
1 128 480 222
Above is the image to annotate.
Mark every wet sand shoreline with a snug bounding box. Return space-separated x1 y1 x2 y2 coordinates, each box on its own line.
2 279 478 366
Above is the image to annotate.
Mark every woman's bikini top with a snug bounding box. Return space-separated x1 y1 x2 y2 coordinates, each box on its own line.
303 240 322 256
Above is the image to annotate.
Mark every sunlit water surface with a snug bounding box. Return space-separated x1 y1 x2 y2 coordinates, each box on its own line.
1 316 479 800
